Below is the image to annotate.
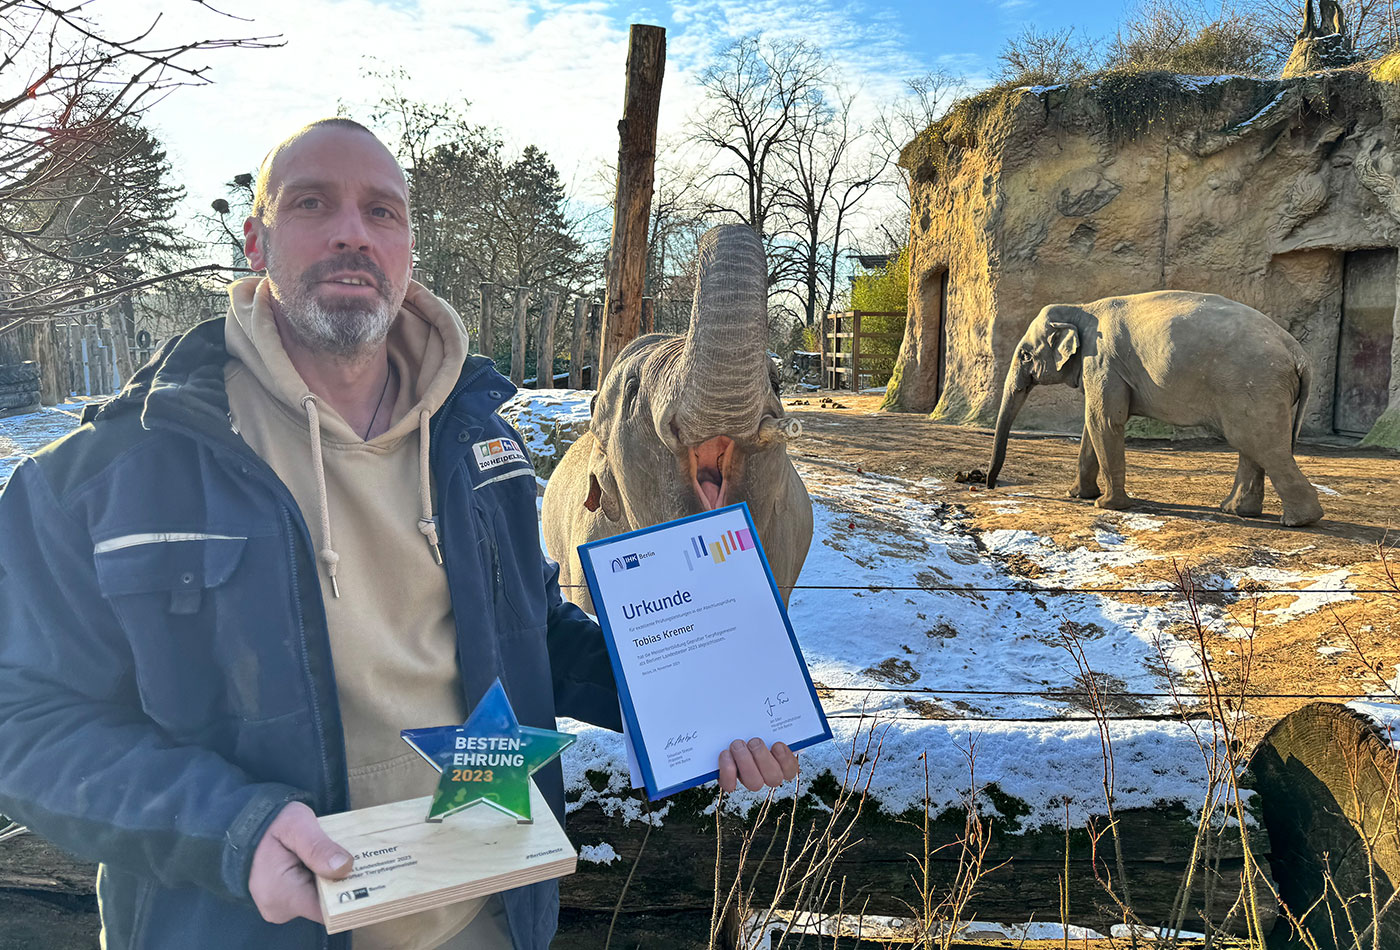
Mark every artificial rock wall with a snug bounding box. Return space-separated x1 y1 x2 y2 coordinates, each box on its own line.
886 68 1400 447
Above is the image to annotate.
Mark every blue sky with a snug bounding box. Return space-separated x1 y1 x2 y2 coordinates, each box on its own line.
95 0 1135 229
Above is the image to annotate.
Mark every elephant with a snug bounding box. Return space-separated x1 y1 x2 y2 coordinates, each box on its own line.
542 224 814 611
986 290 1324 526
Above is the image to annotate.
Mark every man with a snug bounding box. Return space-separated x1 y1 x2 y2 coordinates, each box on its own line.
0 119 798 949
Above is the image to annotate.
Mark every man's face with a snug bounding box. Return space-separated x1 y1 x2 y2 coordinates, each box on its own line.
244 127 413 357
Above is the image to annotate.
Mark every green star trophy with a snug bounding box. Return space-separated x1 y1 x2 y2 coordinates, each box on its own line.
315 679 578 933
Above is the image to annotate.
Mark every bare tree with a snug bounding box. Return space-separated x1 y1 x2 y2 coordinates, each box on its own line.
869 68 968 251
689 34 829 249
997 25 1103 86
772 90 887 327
0 2 278 334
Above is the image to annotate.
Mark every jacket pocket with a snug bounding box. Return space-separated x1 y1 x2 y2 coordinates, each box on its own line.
93 534 299 731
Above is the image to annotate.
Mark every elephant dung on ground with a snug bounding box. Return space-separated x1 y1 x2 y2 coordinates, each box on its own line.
542 225 814 610
986 290 1324 527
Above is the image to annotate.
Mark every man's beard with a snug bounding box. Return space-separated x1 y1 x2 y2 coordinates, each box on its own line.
264 241 404 358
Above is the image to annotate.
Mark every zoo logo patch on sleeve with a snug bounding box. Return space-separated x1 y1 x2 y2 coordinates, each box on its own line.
473 437 529 472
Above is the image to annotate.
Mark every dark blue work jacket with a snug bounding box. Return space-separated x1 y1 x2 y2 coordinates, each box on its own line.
0 319 620 949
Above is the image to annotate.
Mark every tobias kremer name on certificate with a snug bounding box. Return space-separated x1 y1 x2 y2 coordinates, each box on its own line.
578 503 831 799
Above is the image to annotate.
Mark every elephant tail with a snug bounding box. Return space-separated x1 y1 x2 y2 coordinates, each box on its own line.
1292 358 1311 450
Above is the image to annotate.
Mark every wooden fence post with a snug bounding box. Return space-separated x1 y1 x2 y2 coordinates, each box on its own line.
640 296 654 335
536 292 559 389
851 312 862 392
510 287 529 386
109 301 134 388
569 298 587 389
598 24 666 386
478 282 496 359
818 312 828 390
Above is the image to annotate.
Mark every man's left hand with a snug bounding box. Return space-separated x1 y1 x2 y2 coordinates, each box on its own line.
718 738 799 792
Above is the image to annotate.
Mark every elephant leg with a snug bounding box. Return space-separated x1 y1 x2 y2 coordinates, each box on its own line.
1223 411 1323 527
1068 421 1102 500
1087 386 1132 510
1220 453 1265 517
1263 451 1324 526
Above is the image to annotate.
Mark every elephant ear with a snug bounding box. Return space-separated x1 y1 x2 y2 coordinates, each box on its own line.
1049 322 1080 372
583 452 622 521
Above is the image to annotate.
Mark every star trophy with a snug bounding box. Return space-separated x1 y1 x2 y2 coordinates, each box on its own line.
315 680 578 933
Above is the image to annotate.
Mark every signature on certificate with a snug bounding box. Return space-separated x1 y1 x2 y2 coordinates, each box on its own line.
665 731 699 750
763 692 790 717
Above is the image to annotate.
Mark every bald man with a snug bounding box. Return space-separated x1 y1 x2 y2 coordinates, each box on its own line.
0 119 797 950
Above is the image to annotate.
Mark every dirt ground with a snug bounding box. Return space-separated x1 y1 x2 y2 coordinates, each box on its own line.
785 391 1400 726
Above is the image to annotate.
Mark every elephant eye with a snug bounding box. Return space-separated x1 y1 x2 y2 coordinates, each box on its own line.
622 376 641 415
1018 349 1031 362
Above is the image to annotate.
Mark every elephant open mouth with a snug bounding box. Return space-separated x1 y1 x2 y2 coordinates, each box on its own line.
689 435 734 510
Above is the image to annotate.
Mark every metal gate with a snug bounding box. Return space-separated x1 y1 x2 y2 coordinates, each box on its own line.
1334 248 1396 436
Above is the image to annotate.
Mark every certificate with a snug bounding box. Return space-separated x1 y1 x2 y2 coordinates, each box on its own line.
578 503 831 799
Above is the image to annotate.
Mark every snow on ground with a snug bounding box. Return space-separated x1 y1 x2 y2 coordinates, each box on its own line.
0 402 89 487
497 389 591 472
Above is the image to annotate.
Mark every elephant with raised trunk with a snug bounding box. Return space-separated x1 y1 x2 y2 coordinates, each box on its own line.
542 225 814 610
986 290 1323 526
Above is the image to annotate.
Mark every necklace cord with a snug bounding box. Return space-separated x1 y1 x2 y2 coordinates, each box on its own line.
362 364 393 440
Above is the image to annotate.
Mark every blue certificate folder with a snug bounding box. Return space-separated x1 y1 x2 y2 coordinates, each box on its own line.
577 502 832 801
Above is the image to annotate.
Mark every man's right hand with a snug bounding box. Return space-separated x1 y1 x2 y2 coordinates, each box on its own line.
249 802 353 924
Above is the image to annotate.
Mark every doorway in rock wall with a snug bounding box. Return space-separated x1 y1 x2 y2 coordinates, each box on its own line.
1334 249 1396 437
919 267 950 404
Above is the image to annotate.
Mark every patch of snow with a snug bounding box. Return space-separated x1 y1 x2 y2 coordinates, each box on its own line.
1312 482 1340 496
1113 924 1206 939
1120 513 1165 532
1238 567 1355 622
1347 701 1400 746
578 843 620 864
996 921 1106 940
497 389 591 466
0 405 85 488
1229 90 1287 131
1317 645 1349 656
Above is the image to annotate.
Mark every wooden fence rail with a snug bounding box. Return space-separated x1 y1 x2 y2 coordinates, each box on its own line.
821 310 904 392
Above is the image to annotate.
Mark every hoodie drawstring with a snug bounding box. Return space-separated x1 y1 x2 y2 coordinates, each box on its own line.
418 408 443 565
301 394 341 598
300 396 443 595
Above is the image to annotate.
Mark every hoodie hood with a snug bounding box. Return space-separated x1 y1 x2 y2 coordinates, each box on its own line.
224 275 468 445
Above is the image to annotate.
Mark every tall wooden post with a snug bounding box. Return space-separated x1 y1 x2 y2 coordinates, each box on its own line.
598 24 666 386
569 298 588 389
536 292 559 389
640 296 654 335
478 282 497 359
588 303 603 389
510 287 530 386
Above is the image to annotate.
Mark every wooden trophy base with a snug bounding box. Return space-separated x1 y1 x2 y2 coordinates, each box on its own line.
315 779 575 934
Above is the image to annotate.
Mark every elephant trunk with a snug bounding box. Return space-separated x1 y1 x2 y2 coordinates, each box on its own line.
987 367 1030 489
672 225 772 445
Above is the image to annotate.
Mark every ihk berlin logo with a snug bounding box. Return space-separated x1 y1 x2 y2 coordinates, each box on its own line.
610 551 654 573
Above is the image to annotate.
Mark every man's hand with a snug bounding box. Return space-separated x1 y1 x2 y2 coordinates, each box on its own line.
249 802 353 925
717 738 799 792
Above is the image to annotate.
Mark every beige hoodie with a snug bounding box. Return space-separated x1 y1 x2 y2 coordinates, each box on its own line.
225 277 485 949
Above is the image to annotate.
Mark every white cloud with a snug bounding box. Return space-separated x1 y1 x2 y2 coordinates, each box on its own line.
73 0 954 245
